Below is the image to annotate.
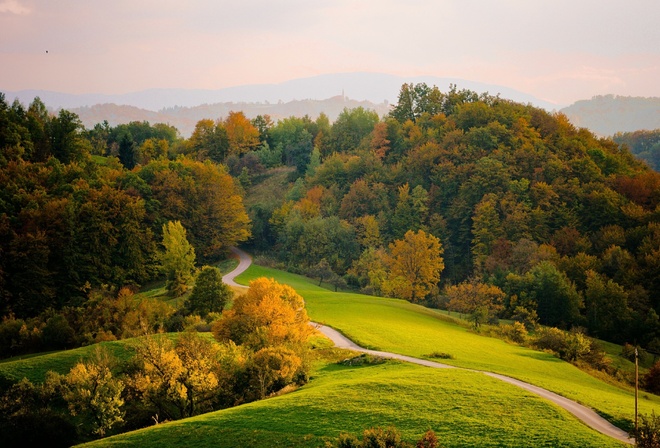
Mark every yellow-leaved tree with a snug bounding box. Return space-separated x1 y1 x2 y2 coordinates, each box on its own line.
384 229 444 302
212 277 311 350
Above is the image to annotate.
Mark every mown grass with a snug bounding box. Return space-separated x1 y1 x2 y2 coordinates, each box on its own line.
236 265 660 431
82 358 625 448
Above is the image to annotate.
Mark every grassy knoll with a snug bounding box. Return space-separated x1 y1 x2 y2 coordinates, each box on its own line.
236 265 660 431
82 358 624 448
0 340 135 383
0 333 216 384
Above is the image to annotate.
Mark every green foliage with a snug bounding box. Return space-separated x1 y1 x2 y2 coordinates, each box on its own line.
159 221 196 297
634 411 660 448
185 266 233 317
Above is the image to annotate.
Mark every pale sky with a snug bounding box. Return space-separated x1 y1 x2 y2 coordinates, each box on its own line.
1 0 658 106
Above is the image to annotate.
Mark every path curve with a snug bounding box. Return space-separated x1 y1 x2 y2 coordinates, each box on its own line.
220 251 633 444
222 247 252 287
312 323 633 445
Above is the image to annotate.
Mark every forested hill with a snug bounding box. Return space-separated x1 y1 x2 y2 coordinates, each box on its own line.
4 83 660 355
248 84 660 351
561 95 660 136
68 96 391 138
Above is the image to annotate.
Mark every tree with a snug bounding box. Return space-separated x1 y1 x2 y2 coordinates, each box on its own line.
329 107 379 153
118 133 136 169
185 266 233 317
249 346 302 399
224 111 260 155
187 119 229 163
212 277 312 350
160 221 196 296
63 349 125 436
129 332 220 420
446 280 505 328
385 230 444 302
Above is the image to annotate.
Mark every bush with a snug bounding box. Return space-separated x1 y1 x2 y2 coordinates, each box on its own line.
499 322 528 344
634 411 660 448
327 427 441 448
425 352 454 360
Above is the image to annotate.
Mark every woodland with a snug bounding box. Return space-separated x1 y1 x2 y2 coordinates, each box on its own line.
2 84 660 444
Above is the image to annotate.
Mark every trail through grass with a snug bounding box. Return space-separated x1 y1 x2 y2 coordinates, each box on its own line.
236 265 659 431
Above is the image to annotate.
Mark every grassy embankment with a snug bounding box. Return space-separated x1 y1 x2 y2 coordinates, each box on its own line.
235 265 659 431
81 354 624 448
5 263 651 446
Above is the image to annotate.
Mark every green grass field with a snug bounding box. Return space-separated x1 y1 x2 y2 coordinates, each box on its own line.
82 356 625 448
6 263 654 446
235 265 659 431
0 340 135 383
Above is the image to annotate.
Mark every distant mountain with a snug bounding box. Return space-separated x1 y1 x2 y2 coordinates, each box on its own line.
70 96 391 137
561 95 660 136
2 72 558 112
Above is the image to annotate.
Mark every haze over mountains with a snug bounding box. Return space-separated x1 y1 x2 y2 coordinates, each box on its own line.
3 72 659 137
3 73 558 112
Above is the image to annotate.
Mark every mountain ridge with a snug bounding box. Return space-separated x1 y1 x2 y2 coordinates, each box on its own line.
1 72 559 111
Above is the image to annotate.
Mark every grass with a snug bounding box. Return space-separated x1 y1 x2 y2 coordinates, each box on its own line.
236 265 660 432
0 333 217 384
82 357 625 448
0 340 136 383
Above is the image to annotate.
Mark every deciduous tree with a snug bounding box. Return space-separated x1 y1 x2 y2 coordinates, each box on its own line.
384 230 444 302
160 221 196 296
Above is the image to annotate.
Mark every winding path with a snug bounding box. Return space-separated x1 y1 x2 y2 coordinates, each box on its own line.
222 247 252 287
223 248 634 445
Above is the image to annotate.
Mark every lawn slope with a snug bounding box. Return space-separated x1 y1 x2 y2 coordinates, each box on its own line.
236 266 659 431
82 360 624 448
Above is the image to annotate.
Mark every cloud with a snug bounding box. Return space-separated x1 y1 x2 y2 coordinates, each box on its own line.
0 0 30 15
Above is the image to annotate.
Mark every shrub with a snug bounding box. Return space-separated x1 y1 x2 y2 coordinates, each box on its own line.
425 352 454 360
634 411 660 448
499 322 528 344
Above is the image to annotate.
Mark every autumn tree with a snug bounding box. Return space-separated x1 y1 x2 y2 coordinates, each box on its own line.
224 111 260 155
185 266 233 317
63 348 125 436
446 280 505 328
212 277 312 350
129 332 220 420
187 118 229 163
384 230 444 302
249 346 302 399
160 221 196 296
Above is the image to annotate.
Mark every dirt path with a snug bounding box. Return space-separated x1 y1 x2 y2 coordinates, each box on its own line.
221 252 633 444
221 247 252 287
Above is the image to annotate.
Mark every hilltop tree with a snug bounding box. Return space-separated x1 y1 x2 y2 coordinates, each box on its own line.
384 230 444 302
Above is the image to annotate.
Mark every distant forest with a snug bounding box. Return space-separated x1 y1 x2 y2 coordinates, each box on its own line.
561 94 660 136
614 129 660 172
3 83 660 356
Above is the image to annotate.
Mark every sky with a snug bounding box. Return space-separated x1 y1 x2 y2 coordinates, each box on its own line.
0 0 658 106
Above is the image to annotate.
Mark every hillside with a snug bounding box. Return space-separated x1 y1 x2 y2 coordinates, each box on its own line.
561 95 660 136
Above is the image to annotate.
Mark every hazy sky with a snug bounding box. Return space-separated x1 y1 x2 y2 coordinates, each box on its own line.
1 0 658 105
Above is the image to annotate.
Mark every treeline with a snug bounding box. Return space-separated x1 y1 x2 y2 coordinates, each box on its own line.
0 93 250 325
236 84 660 352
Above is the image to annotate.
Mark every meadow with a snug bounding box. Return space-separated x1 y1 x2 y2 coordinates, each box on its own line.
236 265 660 431
82 352 625 447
